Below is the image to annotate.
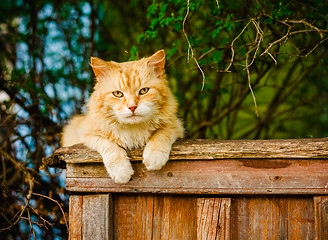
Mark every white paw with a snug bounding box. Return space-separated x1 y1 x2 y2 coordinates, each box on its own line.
143 148 170 171
106 160 134 184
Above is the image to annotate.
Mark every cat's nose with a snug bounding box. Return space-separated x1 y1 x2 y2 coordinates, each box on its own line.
128 105 137 113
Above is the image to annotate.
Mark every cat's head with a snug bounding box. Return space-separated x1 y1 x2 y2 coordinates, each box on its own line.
90 50 172 125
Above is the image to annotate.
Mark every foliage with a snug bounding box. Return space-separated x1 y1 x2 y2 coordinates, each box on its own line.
135 0 328 139
0 0 327 238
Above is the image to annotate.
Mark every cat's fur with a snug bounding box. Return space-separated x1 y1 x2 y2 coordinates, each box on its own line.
61 50 184 183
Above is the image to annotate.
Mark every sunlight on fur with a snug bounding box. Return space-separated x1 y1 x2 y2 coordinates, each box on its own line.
61 50 184 183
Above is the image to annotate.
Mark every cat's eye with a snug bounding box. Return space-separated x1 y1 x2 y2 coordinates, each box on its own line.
112 91 124 98
139 87 150 95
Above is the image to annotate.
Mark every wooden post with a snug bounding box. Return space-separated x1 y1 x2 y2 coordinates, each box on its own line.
43 138 328 239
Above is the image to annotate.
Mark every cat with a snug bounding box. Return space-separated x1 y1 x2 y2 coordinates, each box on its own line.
61 50 184 183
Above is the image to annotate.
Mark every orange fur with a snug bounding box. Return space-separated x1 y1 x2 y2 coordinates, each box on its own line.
61 50 184 183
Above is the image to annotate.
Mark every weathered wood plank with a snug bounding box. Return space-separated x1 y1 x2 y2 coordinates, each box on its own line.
113 195 232 239
65 159 328 194
43 138 328 167
232 197 315 239
113 195 197 239
82 194 113 240
168 196 197 239
113 195 154 239
152 195 165 240
314 196 328 240
197 198 231 240
68 195 82 240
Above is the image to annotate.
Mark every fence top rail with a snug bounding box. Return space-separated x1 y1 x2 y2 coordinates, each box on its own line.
43 138 328 168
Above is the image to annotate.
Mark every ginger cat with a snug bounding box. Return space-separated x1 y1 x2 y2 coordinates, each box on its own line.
61 50 184 183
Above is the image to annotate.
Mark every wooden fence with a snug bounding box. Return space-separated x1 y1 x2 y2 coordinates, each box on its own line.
44 138 328 239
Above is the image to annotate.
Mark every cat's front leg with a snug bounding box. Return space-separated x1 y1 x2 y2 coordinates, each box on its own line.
101 149 134 184
80 135 134 183
143 126 183 170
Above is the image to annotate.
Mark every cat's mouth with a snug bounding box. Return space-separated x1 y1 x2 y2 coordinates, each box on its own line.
128 115 140 118
117 110 150 124
125 114 143 121
127 112 141 117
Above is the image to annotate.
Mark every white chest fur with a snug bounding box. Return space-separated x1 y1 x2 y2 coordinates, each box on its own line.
112 124 154 150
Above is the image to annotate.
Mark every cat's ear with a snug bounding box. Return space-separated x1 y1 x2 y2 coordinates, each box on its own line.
90 57 117 79
147 50 165 77
90 57 108 79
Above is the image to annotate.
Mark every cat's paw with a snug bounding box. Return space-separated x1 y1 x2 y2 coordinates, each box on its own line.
143 148 170 171
106 160 134 184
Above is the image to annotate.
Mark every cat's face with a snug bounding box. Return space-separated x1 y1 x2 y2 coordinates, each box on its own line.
100 72 164 125
90 50 169 125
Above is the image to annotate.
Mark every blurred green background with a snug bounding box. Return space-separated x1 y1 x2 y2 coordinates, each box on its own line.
0 0 327 238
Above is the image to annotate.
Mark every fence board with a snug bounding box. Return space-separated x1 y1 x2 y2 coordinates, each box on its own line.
314 196 328 240
82 194 113 240
113 195 197 239
65 159 328 195
43 138 328 167
197 198 231 240
232 197 315 239
69 195 82 240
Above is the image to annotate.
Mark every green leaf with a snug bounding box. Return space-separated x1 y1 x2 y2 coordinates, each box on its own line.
147 0 158 18
212 26 223 38
150 18 159 30
129 46 138 61
167 47 177 59
137 33 145 43
160 17 174 27
174 22 182 31
158 2 168 19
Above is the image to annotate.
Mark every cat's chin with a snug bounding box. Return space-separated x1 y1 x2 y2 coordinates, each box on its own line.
118 115 147 125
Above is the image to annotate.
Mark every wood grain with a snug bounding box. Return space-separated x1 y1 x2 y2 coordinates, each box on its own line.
53 138 328 239
82 194 113 240
113 195 197 239
113 195 232 239
42 138 328 167
232 197 315 239
314 196 328 240
68 195 82 240
65 159 328 194
197 198 231 240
